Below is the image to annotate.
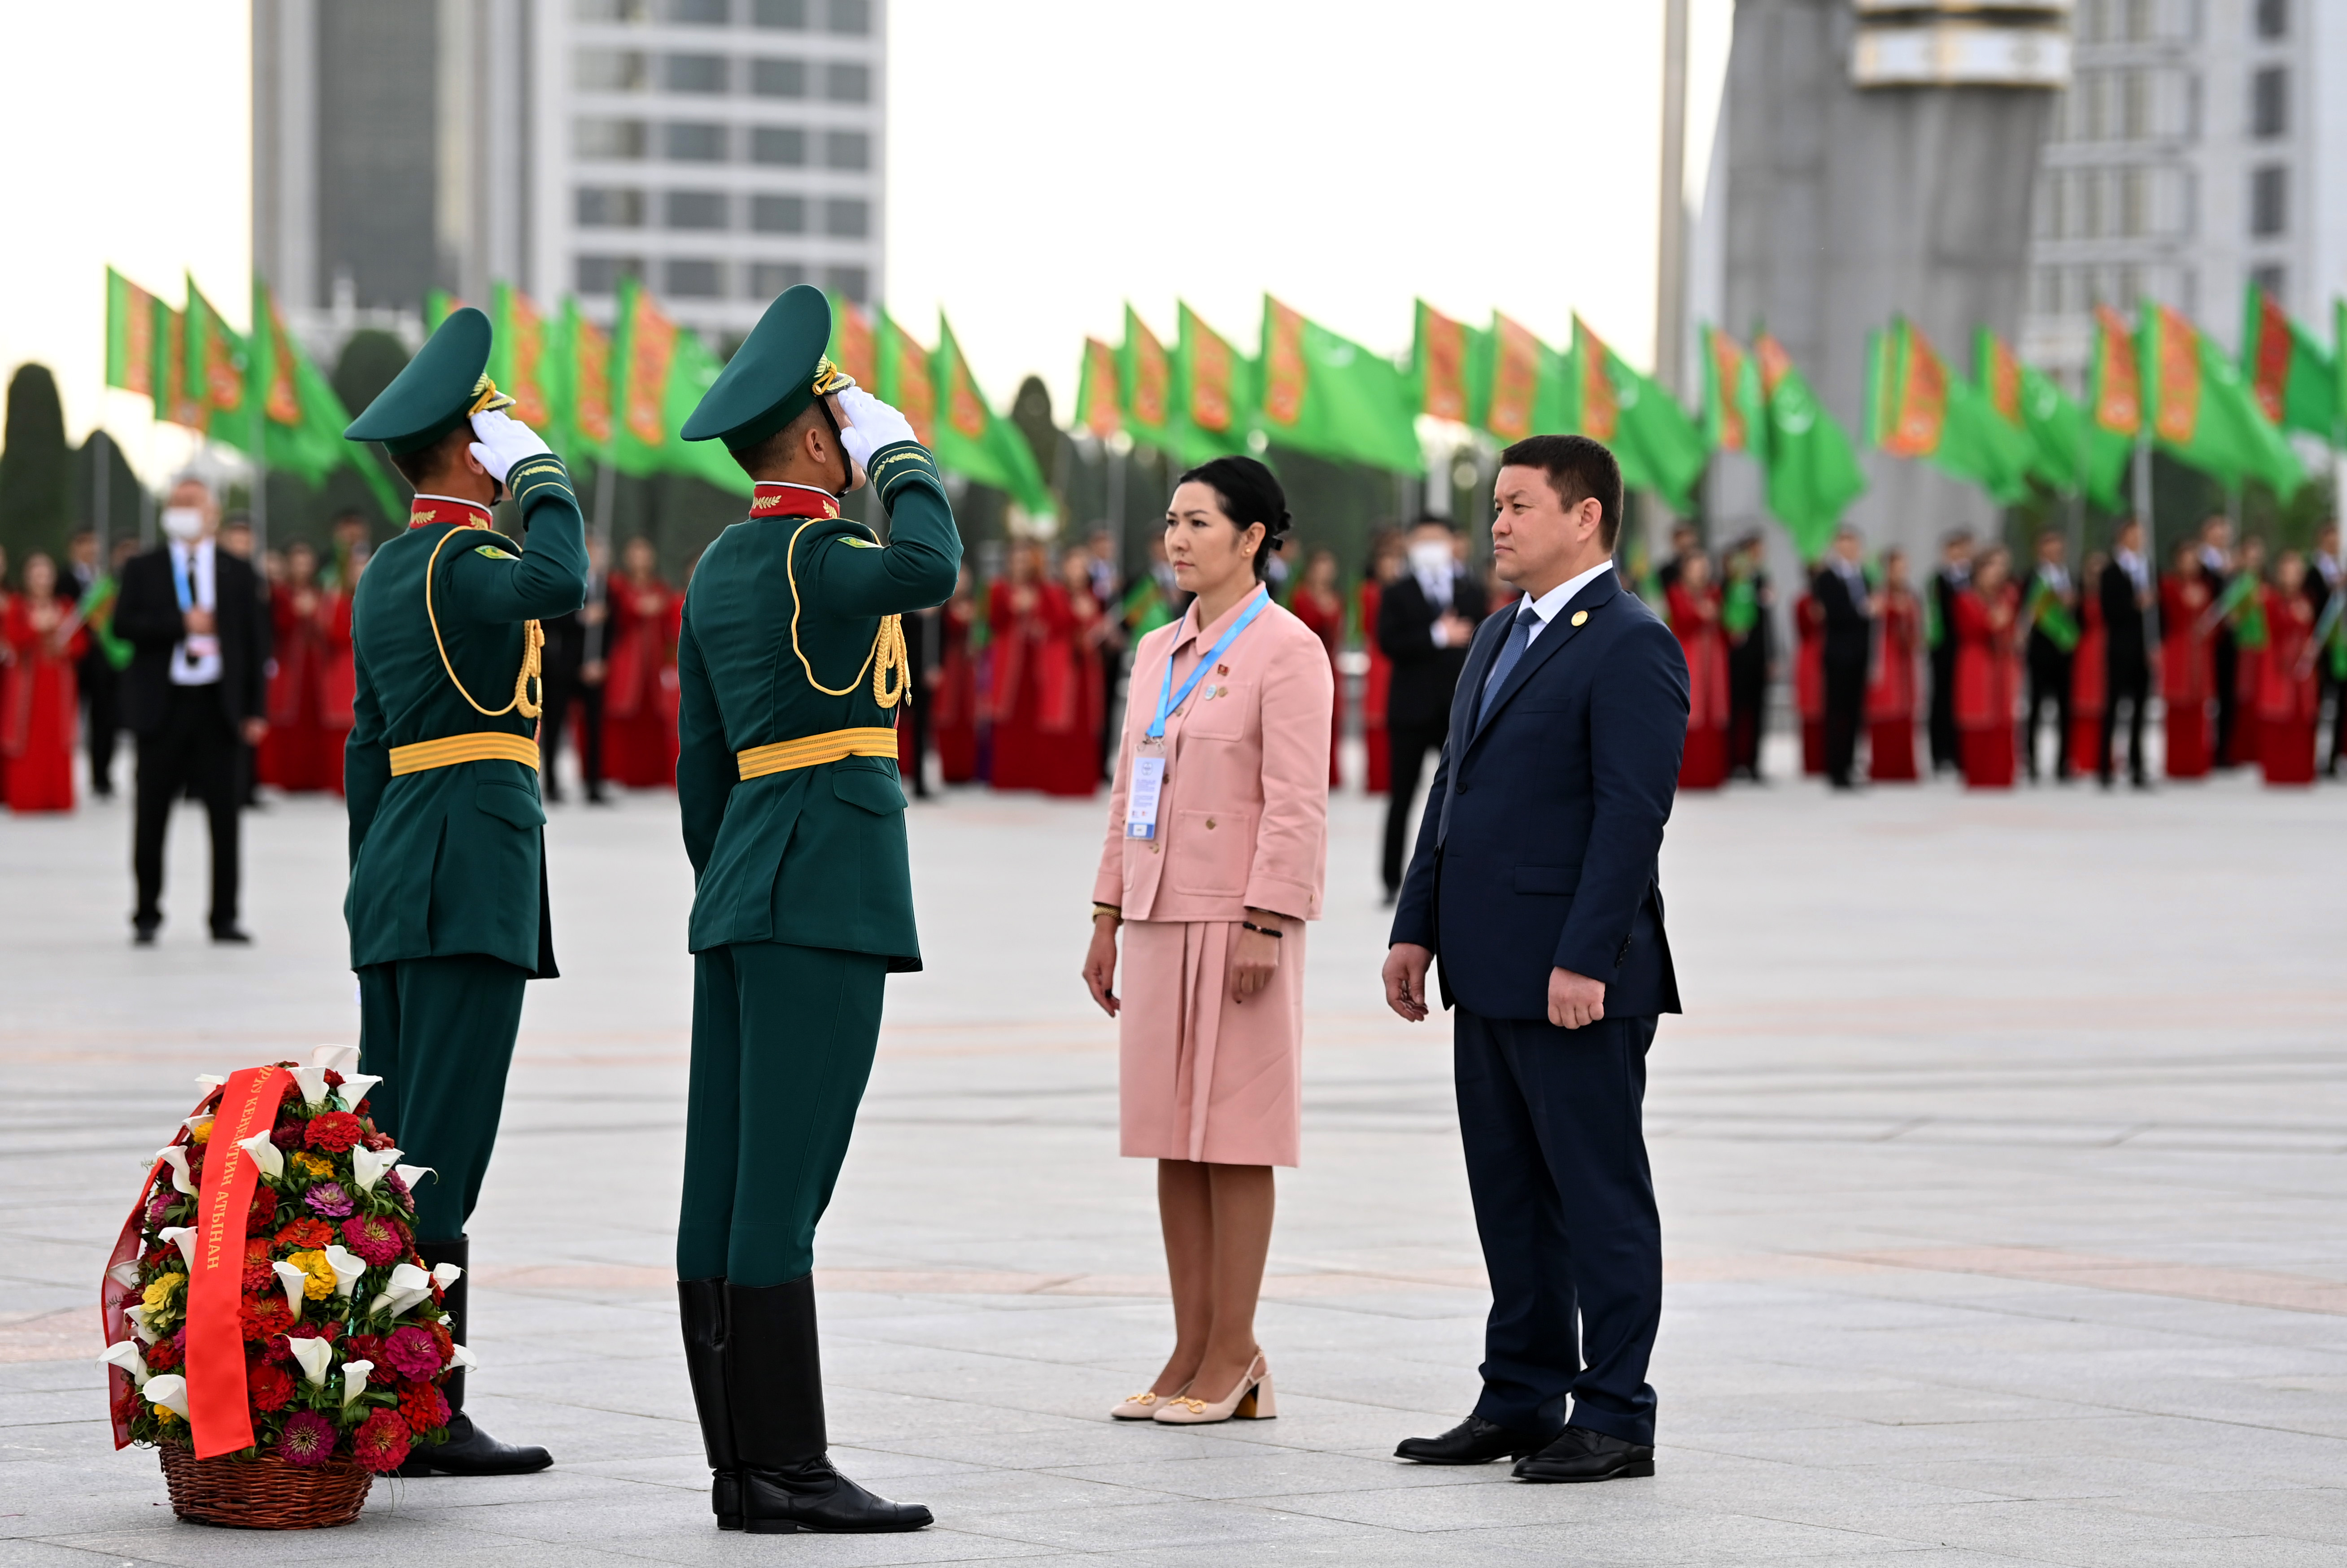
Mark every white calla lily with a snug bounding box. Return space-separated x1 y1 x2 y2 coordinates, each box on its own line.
271 1260 310 1319
157 1226 199 1269
429 1262 464 1291
336 1073 381 1111
449 1342 480 1372
323 1245 368 1299
349 1145 401 1193
143 1372 191 1419
238 1130 285 1180
340 1360 375 1408
155 1146 196 1196
368 1261 433 1318
393 1163 436 1193
99 1340 152 1388
287 1335 335 1385
312 1044 361 1076
122 1305 160 1346
108 1260 142 1290
181 1113 215 1139
290 1066 330 1109
195 1074 227 1092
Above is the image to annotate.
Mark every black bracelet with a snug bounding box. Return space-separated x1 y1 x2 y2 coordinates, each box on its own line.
1240 920 1283 939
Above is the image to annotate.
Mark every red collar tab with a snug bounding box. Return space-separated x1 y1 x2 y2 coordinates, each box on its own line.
750 483 841 520
407 498 495 531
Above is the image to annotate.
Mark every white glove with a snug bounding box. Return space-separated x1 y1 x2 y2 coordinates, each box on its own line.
836 387 918 473
468 409 552 485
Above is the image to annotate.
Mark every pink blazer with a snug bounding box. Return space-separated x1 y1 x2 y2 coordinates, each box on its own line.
1095 587 1333 923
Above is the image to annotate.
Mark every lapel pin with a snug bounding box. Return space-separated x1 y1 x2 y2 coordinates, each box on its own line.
1571 610 1589 626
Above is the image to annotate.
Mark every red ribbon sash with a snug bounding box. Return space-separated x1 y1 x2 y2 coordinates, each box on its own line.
750 482 841 520
185 1066 292 1458
103 1085 222 1449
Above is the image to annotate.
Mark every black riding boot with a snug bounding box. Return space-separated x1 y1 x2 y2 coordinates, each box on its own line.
677 1278 742 1529
397 1237 554 1477
725 1277 930 1533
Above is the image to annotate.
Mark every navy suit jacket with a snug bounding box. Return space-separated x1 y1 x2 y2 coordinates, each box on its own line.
1390 570 1688 1021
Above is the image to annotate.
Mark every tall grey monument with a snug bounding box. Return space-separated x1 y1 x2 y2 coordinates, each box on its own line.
1706 0 2070 566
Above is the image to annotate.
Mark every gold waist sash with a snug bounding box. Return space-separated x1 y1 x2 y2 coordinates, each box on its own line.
388 732 542 775
736 726 899 781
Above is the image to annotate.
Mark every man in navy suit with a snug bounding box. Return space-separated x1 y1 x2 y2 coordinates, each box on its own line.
1382 434 1687 1484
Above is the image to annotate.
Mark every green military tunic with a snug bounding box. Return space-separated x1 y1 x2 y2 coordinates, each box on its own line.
674 445 959 1285
346 458 588 1242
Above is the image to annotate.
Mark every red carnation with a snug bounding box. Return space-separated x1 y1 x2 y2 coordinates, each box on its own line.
274 1218 335 1250
304 1112 364 1154
397 1381 450 1435
249 1361 295 1412
351 1408 412 1473
242 1297 294 1343
145 1335 183 1372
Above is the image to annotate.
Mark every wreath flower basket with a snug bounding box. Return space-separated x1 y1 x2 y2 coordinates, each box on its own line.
99 1046 471 1529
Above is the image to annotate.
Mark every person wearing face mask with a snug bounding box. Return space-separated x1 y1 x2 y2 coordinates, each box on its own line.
113 478 271 943
1377 516 1489 902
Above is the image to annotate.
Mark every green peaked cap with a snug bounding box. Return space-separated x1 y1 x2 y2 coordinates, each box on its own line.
682 284 852 447
344 305 511 455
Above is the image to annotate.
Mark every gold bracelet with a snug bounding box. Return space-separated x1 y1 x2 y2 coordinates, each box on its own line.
1092 903 1123 923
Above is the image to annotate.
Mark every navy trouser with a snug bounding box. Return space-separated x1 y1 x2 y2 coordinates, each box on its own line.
1455 1007 1661 1446
358 954 530 1244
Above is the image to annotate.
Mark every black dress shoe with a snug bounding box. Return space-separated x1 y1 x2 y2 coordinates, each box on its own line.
1395 1415 1549 1465
1512 1425 1654 1483
133 925 157 947
211 928 253 945
742 1459 931 1534
397 1411 553 1476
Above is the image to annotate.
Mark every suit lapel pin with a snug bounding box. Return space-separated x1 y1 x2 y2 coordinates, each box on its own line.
1571 610 1589 626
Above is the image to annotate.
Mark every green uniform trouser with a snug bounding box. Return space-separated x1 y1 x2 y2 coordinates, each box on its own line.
357 955 530 1245
679 942 886 1288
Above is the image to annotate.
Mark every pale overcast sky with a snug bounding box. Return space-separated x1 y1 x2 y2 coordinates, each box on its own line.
0 0 1730 479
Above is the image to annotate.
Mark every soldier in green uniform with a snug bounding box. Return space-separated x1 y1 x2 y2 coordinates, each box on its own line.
668 285 959 1534
342 307 586 1477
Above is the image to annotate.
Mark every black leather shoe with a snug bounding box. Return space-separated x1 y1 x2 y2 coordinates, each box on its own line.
398 1410 554 1476
1395 1415 1548 1465
211 928 253 945
1512 1425 1654 1483
742 1459 932 1534
133 924 157 947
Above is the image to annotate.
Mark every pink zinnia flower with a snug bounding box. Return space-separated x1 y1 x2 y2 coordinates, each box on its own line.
380 1325 441 1381
340 1214 407 1267
303 1182 354 1219
276 1410 336 1468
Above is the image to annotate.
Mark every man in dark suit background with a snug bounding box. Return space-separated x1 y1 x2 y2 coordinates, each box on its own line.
1928 529 1972 774
113 477 270 943
1383 434 1687 1484
1377 515 1489 901
1812 527 1874 790
2021 530 2078 782
2099 517 2153 789
539 532 611 804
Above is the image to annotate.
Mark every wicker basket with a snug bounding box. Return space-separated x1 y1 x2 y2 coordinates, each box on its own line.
158 1443 373 1528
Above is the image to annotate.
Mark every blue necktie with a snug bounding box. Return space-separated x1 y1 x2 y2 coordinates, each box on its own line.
1476 601 1544 726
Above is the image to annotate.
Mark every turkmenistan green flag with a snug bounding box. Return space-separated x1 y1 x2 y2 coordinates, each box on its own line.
1570 315 1706 512
1170 302 1256 469
253 279 402 512
1481 313 1571 445
2242 285 2336 443
1700 325 1763 455
1866 316 2031 504
932 314 1053 516
1073 336 1122 439
488 282 557 443
2141 301 2302 497
560 296 614 468
1117 306 1172 452
104 268 163 403
2084 304 2142 513
1977 329 2081 496
425 290 463 333
183 277 252 453
1257 296 1421 472
1412 300 1490 428
607 277 749 493
1753 331 1864 558
665 326 752 497
873 308 937 446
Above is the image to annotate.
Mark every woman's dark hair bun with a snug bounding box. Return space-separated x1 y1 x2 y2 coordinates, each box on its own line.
1174 456 1291 581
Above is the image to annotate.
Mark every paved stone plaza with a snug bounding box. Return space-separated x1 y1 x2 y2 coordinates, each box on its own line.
5 765 2347 1565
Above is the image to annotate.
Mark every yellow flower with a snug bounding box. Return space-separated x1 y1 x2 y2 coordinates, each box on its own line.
142 1274 186 1313
153 1405 179 1425
188 1122 212 1145
291 1152 334 1179
285 1249 336 1300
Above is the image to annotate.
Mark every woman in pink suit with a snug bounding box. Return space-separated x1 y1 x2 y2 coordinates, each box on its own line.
1083 456 1331 1431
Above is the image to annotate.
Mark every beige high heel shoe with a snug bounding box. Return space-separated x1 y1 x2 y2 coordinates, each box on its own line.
1110 1382 1189 1421
1152 1353 1274 1424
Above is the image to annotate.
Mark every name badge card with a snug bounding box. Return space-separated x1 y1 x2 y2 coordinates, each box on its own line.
1126 755 1166 839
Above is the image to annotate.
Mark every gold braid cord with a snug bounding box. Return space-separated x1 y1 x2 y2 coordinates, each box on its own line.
424 526 545 720
786 518 912 710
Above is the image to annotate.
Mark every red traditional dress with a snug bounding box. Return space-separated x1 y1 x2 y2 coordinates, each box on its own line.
1359 577 1390 794
1866 587 1921 782
987 579 1096 795
2069 582 2107 779
604 574 679 787
1794 592 1825 775
259 583 353 792
2258 586 2318 785
0 584 13 799
932 594 978 783
2159 575 2214 779
1666 583 1730 789
1953 583 2020 789
3 597 87 812
1289 584 1346 788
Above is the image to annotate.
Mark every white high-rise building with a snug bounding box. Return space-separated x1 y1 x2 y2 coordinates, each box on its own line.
254 0 886 347
2023 0 2346 376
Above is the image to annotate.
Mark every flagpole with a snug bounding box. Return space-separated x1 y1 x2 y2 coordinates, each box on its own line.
2134 432 2159 756
92 427 111 561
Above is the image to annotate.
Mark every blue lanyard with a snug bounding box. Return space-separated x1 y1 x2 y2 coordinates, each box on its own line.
1149 588 1269 740
170 546 194 613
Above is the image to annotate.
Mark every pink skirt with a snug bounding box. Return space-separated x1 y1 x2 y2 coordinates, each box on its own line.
1119 919 1305 1167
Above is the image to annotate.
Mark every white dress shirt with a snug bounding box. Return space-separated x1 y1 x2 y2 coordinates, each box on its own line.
2116 548 2150 595
169 539 221 686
